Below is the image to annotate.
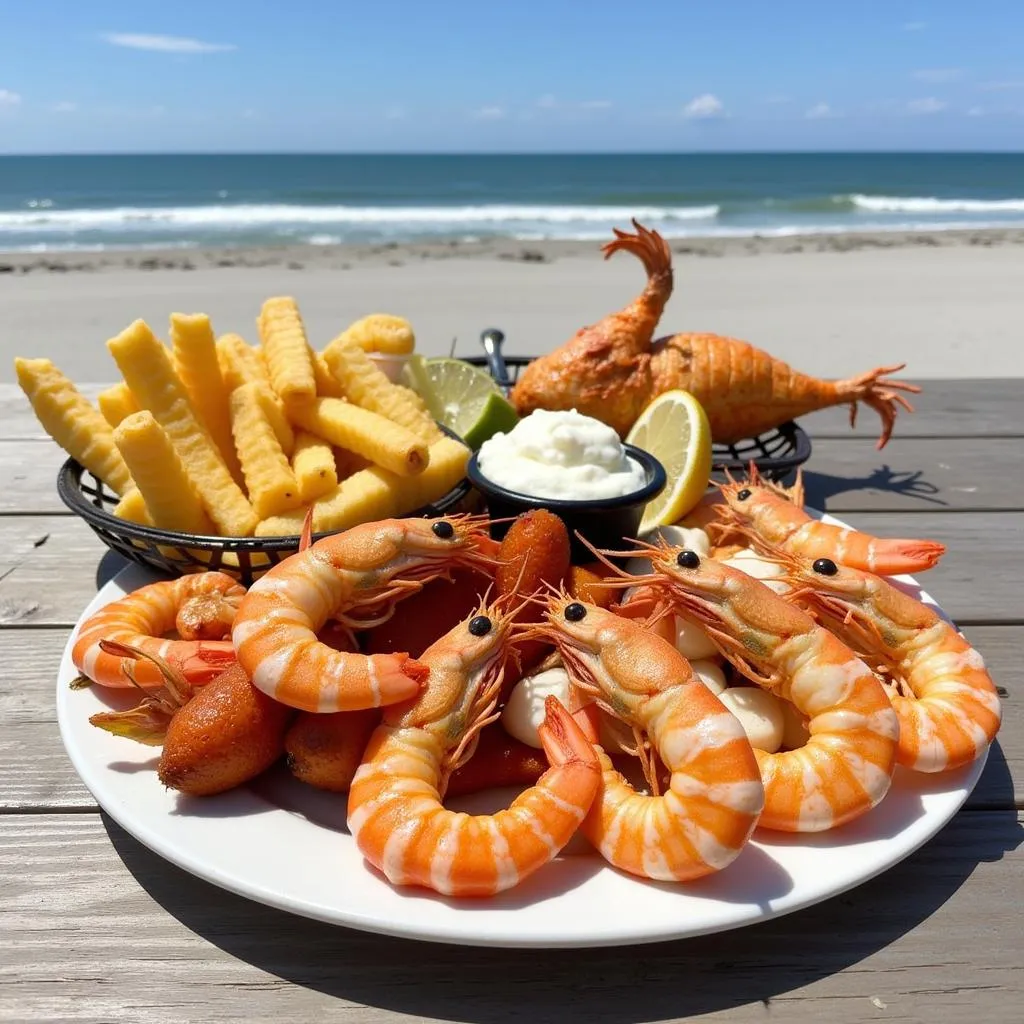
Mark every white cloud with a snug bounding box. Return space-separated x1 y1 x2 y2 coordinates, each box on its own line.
536 94 557 109
579 99 612 110
978 80 1024 91
967 106 985 117
0 89 22 107
903 21 927 31
472 105 505 120
906 97 947 114
101 33 236 54
50 101 77 113
682 93 724 119
911 68 963 82
805 102 837 120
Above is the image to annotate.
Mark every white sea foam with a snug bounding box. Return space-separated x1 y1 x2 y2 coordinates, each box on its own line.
849 194 1024 213
0 202 721 233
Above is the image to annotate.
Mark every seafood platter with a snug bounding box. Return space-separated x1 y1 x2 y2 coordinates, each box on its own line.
18 221 999 946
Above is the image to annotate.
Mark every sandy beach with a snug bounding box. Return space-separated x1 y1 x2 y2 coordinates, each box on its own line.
4 228 1023 382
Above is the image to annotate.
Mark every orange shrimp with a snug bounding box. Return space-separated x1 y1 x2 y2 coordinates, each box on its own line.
531 596 763 881
347 599 601 897
715 465 945 575
780 553 1001 773
621 540 899 832
509 220 673 437
231 516 495 713
72 571 243 688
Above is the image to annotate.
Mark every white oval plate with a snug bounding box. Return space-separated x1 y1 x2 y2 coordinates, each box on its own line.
57 514 988 948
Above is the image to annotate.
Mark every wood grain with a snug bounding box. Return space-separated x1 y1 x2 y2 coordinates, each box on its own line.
1 626 1018 812
1 811 1021 1023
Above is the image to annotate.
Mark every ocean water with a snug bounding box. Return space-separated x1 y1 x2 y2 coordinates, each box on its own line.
2 153 1023 252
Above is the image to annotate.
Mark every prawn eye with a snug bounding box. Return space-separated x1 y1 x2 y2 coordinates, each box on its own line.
564 602 586 622
432 520 455 540
736 488 752 501
813 558 838 576
676 549 700 569
468 615 492 637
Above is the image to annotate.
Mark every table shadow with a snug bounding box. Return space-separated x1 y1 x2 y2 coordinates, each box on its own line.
798 464 948 509
103 743 1021 1024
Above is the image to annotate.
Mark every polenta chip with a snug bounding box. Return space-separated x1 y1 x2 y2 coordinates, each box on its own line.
292 430 338 503
258 296 316 405
14 357 133 495
97 382 140 429
107 320 258 536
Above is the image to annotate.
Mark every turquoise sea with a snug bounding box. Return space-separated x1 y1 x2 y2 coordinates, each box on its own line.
1 153 1023 252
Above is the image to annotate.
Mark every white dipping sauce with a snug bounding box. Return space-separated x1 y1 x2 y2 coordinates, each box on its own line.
501 667 572 749
477 408 647 501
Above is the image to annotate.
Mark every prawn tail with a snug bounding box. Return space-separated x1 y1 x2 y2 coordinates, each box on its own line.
538 696 601 774
176 642 238 683
869 537 947 574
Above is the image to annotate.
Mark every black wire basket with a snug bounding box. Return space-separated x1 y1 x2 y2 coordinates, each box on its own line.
462 355 812 483
58 458 476 587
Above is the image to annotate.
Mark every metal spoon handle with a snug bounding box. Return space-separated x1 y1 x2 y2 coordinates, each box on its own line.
479 328 511 391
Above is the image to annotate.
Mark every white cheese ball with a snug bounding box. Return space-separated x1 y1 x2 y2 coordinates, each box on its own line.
501 667 571 749
690 658 727 695
722 548 790 595
626 525 711 577
719 686 786 753
779 699 811 751
673 615 719 660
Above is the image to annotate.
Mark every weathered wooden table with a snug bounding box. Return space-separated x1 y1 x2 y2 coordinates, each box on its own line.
2 381 1021 1024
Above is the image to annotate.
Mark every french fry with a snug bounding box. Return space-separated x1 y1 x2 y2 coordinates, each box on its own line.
97 382 140 429
14 357 133 495
170 313 245 487
251 382 295 456
113 487 152 526
292 430 338 503
107 320 258 537
113 411 217 535
256 435 469 538
258 297 316 405
322 338 442 442
256 466 398 537
339 314 415 355
216 333 268 390
312 349 345 398
289 397 428 477
229 384 304 520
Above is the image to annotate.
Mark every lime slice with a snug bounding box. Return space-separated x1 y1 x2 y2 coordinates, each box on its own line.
404 356 518 448
626 390 713 533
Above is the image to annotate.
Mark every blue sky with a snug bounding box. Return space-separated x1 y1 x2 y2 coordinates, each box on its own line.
1 1 1023 153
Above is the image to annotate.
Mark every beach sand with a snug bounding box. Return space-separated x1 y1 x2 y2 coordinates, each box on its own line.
3 228 1023 382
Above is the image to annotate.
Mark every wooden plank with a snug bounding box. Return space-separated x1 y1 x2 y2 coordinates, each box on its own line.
806 437 1024 513
3 379 1024 441
2 626 1018 812
2 510 1021 627
7 434 1024 516
802 378 1024 439
0 811 1021 1022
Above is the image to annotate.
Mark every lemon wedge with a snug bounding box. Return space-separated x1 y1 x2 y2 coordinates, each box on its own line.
626 390 713 533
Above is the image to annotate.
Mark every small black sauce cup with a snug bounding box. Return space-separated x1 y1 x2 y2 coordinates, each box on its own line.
466 444 667 562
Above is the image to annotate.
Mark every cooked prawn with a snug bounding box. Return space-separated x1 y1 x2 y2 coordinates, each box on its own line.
231 515 495 713
612 540 899 832
715 464 945 575
530 595 763 881
780 552 1001 772
72 571 243 688
347 598 601 897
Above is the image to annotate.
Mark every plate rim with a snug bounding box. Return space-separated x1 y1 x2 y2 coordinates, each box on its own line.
55 513 989 948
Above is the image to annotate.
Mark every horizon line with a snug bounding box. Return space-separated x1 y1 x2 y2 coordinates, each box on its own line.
3 149 1024 159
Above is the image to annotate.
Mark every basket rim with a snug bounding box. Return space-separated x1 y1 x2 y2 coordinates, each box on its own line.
57 461 472 551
